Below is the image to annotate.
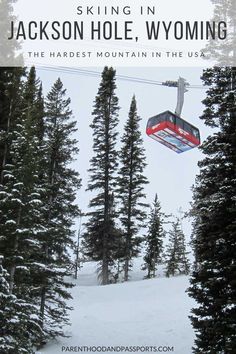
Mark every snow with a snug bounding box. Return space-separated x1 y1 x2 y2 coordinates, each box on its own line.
9 318 19 324
15 266 28 271
29 199 42 205
37 258 195 354
5 220 17 225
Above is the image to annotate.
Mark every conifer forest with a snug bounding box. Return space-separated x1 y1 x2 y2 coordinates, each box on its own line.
0 64 235 354
1 0 236 352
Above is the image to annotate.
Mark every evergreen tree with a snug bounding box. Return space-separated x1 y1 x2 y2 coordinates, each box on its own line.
188 67 236 353
203 0 236 66
117 95 148 281
0 67 24 183
0 256 42 354
83 67 120 285
0 69 81 348
39 77 81 339
23 66 45 144
0 68 47 349
165 219 190 277
0 0 23 66
0 67 44 286
143 194 165 279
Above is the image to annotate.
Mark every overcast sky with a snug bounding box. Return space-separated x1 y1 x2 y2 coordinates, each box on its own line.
36 66 212 240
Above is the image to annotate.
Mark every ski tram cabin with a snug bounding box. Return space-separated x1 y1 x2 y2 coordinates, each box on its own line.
146 110 200 153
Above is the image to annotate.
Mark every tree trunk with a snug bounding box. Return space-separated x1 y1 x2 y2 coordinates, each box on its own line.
40 156 56 317
102 255 109 285
124 146 134 282
101 95 112 286
9 205 21 294
0 100 13 184
124 258 129 282
40 286 46 320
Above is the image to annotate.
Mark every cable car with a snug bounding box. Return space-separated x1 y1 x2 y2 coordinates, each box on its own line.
146 110 200 153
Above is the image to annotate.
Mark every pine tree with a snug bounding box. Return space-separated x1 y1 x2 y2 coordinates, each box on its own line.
23 66 45 143
0 69 45 353
188 67 236 353
38 77 81 339
0 67 45 350
0 67 45 297
165 219 190 277
143 194 165 279
0 0 23 66
203 0 236 66
0 69 81 348
0 256 42 354
0 67 24 183
83 67 120 285
117 95 148 281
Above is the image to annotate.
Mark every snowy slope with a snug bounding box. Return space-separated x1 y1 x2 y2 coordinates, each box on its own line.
38 259 195 354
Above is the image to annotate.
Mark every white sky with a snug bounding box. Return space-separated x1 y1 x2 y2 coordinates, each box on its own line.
36 66 212 240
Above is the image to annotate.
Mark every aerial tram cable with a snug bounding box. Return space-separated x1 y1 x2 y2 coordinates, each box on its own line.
35 65 206 89
35 64 202 153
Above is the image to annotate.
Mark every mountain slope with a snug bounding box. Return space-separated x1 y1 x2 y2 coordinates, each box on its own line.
38 261 195 354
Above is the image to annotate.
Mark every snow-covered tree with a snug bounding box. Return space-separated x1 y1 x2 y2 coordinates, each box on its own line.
0 67 24 183
188 67 236 353
83 67 120 285
0 68 81 348
0 67 45 299
165 219 190 277
0 0 23 66
38 77 81 339
143 194 165 279
117 96 148 281
203 0 236 66
0 256 41 353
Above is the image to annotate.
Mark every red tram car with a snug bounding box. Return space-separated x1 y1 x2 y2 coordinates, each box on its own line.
146 110 200 153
